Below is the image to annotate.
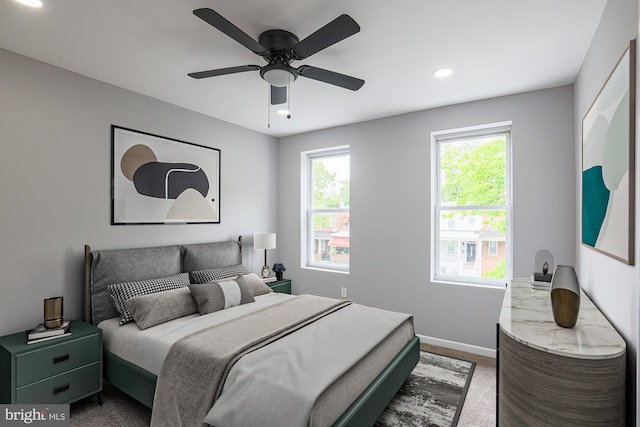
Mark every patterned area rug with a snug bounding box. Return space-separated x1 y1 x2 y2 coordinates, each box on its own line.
375 351 476 427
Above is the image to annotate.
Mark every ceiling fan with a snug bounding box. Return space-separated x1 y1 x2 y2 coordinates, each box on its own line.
188 8 365 105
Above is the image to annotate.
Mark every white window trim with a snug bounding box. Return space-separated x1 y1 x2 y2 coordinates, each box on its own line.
430 121 512 287
301 146 350 273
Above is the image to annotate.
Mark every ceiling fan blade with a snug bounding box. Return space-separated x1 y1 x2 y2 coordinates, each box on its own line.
188 65 260 79
298 65 364 91
271 86 287 105
292 14 360 59
193 8 266 55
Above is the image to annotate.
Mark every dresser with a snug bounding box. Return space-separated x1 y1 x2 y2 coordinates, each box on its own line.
498 278 626 426
0 320 102 404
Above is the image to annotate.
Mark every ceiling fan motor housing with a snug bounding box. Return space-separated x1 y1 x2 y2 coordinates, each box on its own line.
258 30 300 86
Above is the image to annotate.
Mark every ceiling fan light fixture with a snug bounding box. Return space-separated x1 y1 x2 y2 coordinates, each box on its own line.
15 0 42 7
434 68 453 78
261 64 297 87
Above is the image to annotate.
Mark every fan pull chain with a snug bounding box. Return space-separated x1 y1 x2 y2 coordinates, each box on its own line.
267 86 271 128
287 74 292 119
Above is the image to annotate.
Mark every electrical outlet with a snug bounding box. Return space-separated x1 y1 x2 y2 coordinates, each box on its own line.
341 287 347 298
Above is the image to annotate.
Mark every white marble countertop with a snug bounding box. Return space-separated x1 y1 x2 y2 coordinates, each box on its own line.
499 278 626 359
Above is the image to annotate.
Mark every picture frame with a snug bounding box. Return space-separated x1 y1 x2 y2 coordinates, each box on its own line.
111 125 221 225
581 39 635 264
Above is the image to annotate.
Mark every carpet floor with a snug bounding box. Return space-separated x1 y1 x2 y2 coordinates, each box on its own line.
70 351 476 427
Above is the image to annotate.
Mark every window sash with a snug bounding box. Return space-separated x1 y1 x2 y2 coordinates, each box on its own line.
303 147 350 273
431 123 512 287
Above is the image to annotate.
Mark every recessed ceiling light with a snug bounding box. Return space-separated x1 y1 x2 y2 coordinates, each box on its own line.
15 0 43 7
276 109 290 116
434 68 453 78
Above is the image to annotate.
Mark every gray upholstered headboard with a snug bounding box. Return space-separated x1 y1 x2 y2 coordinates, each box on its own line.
83 236 243 325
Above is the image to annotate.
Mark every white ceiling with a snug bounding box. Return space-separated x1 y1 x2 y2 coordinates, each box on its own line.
0 0 607 137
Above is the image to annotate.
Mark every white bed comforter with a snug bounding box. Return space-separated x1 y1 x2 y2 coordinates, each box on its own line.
205 302 411 427
100 293 413 427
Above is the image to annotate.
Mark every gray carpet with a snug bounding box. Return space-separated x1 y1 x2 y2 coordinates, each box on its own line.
70 351 474 427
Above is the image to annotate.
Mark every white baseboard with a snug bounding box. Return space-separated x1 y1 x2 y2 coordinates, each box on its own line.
417 334 496 358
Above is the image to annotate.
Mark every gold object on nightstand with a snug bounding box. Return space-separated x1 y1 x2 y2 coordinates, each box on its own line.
44 296 63 329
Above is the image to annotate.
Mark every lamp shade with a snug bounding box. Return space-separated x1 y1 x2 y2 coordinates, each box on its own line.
550 265 581 328
254 233 276 250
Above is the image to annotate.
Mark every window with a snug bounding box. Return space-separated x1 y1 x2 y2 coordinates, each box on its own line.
488 240 498 256
432 123 511 286
302 146 350 272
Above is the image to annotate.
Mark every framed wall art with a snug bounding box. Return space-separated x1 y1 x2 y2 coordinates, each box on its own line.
112 125 221 224
582 39 635 264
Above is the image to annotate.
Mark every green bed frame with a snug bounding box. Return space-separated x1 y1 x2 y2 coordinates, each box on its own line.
84 239 420 426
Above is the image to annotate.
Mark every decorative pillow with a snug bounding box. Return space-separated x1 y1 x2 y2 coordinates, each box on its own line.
108 273 190 325
242 273 274 296
189 264 249 284
124 287 197 330
189 275 255 315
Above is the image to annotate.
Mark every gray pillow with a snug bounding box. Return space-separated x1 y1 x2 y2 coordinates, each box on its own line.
189 275 255 315
125 287 198 330
108 273 190 325
242 273 274 296
189 264 249 284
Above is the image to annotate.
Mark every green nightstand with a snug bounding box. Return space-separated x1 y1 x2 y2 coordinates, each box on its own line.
268 279 291 294
0 319 102 404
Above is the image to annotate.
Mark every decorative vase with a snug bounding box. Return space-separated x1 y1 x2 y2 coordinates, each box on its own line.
550 265 580 328
276 272 283 281
44 296 63 329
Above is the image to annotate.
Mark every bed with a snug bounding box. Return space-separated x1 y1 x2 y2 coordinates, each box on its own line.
83 236 419 427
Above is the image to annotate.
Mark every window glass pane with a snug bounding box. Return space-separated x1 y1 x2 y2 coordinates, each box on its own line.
306 149 350 271
437 209 506 280
312 155 350 209
439 135 506 206
310 212 349 266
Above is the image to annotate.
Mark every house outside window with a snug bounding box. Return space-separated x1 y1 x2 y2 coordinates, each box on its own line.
431 122 512 286
302 146 350 272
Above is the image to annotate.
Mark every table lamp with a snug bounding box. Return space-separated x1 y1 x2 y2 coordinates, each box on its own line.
254 233 276 278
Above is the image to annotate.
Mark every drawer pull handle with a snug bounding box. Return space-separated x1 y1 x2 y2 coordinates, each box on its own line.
53 354 70 364
53 384 69 394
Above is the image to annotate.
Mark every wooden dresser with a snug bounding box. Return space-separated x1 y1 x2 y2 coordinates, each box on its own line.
498 278 626 426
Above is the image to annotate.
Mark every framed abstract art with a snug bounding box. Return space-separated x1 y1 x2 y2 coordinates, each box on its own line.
111 125 221 225
582 40 635 264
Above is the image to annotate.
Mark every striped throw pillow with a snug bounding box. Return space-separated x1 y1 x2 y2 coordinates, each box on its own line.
189 275 255 315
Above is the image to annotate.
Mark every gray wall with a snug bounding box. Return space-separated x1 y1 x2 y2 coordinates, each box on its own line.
278 86 575 349
0 48 278 336
573 0 638 422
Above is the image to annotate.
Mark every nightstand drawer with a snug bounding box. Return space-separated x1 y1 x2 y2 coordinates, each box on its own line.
16 334 100 387
16 362 100 404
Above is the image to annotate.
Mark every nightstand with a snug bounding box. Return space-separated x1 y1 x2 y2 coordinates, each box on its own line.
0 319 102 404
268 279 292 294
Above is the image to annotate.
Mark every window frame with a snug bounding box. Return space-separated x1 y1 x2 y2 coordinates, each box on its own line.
431 122 512 287
301 146 350 273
